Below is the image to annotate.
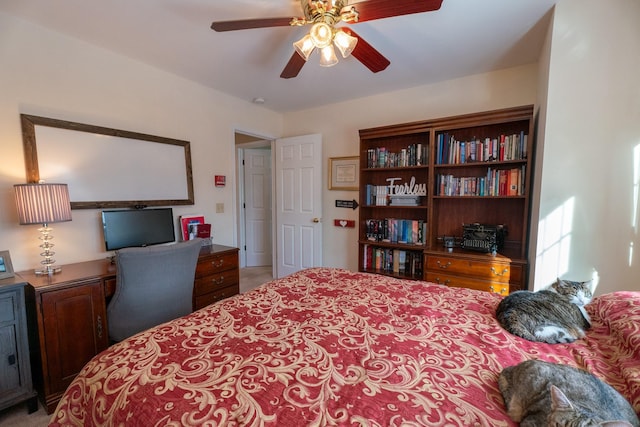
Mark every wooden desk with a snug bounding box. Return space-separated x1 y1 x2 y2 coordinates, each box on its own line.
20 244 238 414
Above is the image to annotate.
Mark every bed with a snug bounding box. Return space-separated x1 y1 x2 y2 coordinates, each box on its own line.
50 267 640 426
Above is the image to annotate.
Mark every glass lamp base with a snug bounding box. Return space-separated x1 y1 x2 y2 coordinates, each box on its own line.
35 265 62 276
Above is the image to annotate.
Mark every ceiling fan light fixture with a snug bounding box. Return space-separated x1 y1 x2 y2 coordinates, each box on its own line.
319 44 338 67
293 34 315 61
309 22 333 48
333 29 357 58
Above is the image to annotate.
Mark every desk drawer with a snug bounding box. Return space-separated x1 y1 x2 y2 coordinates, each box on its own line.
194 283 239 310
196 252 239 278
425 272 509 295
426 255 511 283
194 269 239 297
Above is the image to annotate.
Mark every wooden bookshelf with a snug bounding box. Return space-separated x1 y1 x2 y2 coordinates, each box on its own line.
358 105 535 293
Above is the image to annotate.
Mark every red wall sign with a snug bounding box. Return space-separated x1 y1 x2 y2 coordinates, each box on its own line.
334 219 355 228
214 175 226 187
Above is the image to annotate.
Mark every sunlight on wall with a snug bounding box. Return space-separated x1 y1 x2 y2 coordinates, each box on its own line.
534 197 575 290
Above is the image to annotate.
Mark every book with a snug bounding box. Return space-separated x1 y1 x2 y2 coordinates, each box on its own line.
499 170 508 195
509 168 519 196
180 215 205 241
392 250 400 273
398 251 406 273
195 223 211 239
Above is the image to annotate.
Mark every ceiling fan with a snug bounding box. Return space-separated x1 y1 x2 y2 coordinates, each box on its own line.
211 0 443 79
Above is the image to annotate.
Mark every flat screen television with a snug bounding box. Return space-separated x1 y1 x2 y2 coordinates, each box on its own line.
101 208 176 251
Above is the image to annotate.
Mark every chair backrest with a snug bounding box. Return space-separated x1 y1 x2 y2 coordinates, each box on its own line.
107 239 202 342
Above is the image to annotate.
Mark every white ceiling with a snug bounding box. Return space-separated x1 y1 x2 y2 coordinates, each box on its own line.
0 0 557 113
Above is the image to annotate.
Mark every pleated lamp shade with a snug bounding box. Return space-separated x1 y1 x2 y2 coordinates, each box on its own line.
14 183 72 225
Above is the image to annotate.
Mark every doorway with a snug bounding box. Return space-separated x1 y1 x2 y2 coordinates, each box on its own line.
236 132 273 271
235 131 323 279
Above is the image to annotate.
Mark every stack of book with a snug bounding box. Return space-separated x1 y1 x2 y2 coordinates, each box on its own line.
362 245 424 276
365 218 427 245
436 166 525 197
389 195 422 206
367 143 428 168
365 184 389 206
436 132 528 165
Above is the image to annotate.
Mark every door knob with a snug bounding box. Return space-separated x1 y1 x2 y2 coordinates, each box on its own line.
312 218 320 223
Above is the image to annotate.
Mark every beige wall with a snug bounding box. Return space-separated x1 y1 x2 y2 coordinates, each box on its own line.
535 0 640 294
0 10 539 276
6 2 636 296
528 8 554 289
0 12 283 271
283 65 539 271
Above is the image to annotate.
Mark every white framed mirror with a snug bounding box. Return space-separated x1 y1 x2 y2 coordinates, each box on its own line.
21 114 194 210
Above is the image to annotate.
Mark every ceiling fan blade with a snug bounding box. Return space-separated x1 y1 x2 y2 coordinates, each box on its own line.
280 52 306 79
343 28 390 73
211 17 293 32
347 0 443 22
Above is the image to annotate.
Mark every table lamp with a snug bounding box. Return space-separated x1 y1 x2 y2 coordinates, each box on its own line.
14 183 72 275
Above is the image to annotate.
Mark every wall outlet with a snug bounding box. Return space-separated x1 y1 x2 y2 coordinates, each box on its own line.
216 203 224 213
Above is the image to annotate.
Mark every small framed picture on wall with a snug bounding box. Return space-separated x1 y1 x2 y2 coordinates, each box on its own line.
0 250 15 279
329 156 359 191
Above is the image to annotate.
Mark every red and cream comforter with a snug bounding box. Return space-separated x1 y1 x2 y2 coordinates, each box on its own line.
50 268 640 426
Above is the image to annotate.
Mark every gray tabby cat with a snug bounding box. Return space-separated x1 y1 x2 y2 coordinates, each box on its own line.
495 278 592 343
499 360 640 427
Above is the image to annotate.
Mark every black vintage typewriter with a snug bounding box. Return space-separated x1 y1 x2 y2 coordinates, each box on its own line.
460 223 507 254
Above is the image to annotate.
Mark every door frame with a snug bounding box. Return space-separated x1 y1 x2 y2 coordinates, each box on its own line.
235 131 275 275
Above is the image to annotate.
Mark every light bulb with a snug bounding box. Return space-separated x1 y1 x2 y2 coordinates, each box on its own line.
333 29 358 58
309 22 333 48
319 45 338 67
293 34 315 61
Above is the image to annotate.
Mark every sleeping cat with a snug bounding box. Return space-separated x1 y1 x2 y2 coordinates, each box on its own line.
495 278 592 343
499 360 640 427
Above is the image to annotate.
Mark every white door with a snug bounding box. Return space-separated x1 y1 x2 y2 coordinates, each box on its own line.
274 134 323 278
244 148 272 266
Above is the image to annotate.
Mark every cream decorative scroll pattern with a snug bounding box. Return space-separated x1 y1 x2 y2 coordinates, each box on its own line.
51 268 640 426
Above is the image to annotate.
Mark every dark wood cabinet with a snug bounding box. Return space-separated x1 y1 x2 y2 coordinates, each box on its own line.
20 244 239 414
22 262 112 414
40 282 109 402
358 105 535 293
0 279 37 413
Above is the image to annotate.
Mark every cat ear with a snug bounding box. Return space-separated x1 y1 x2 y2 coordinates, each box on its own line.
549 385 573 411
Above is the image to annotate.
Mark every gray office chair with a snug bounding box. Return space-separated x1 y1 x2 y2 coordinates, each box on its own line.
107 239 202 342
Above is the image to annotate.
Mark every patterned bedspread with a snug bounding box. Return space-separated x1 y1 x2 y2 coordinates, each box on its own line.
50 268 640 426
